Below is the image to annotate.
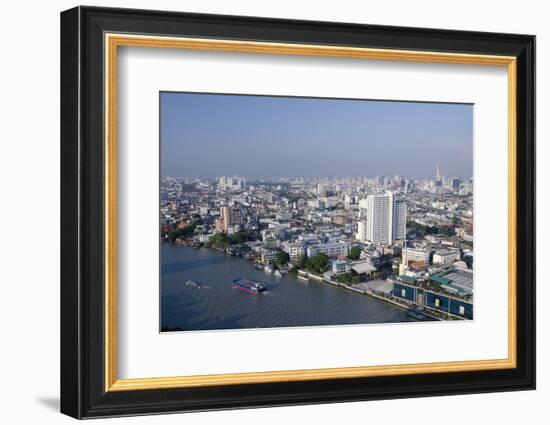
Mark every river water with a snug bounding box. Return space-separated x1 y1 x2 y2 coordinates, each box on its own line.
161 244 416 331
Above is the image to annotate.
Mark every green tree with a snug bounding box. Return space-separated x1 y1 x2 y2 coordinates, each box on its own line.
306 253 329 274
436 226 455 236
294 254 308 269
275 250 290 266
167 228 185 242
407 221 439 235
167 219 200 242
184 220 199 234
348 246 362 260
229 231 254 245
210 232 229 249
335 272 361 285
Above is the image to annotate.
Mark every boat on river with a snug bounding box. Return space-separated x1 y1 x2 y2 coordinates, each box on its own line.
185 280 201 289
232 278 267 294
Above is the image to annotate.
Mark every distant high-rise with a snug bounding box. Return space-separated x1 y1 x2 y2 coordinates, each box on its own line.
358 193 407 245
218 176 246 192
392 200 407 241
435 163 442 182
317 183 327 197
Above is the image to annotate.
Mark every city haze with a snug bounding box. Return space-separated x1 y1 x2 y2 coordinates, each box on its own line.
160 92 473 180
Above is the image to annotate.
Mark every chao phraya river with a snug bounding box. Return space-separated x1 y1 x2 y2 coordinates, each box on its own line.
161 244 416 331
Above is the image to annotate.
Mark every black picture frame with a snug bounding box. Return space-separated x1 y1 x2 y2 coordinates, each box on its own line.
61 5 535 419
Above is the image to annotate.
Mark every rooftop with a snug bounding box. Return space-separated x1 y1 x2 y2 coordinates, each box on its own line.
351 262 377 274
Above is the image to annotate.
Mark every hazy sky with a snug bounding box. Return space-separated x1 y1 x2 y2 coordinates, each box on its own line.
160 92 473 179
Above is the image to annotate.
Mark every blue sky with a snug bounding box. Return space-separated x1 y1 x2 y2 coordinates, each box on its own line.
160 92 473 179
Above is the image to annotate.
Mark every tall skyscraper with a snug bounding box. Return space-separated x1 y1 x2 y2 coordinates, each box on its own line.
359 193 407 245
365 193 393 244
219 206 241 233
317 183 327 197
435 163 442 182
392 200 407 241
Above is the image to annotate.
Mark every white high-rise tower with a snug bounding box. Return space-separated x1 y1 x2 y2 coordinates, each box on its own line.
358 193 407 245
365 193 393 244
436 163 442 182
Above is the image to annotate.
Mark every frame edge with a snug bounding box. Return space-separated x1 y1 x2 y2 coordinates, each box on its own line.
62 6 536 418
60 5 83 420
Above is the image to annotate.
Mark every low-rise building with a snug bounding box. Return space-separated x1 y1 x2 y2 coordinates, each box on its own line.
197 233 214 243
350 261 377 280
260 249 277 265
433 250 460 266
402 246 430 265
306 241 350 258
276 212 293 221
282 241 306 261
331 259 350 275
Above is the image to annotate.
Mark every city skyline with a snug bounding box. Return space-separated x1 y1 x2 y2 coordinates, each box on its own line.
162 170 466 181
160 92 473 180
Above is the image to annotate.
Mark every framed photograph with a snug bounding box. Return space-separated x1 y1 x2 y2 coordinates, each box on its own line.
60 6 535 419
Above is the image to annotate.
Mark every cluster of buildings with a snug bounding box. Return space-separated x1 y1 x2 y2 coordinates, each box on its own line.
218 176 246 192
161 164 474 320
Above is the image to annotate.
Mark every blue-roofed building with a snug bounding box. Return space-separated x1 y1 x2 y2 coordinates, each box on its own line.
391 275 473 319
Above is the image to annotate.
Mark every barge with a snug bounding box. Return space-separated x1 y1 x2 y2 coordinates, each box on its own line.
232 278 267 294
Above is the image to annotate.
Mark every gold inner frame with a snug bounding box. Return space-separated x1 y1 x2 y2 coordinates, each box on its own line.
104 33 517 392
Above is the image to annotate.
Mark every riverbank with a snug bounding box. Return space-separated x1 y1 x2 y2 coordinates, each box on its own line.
167 240 439 322
161 244 419 331
294 270 439 321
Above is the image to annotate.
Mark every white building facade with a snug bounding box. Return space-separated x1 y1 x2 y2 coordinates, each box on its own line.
282 241 307 261
306 241 350 258
433 250 461 266
356 220 368 243
402 247 430 264
358 193 407 245
365 193 393 244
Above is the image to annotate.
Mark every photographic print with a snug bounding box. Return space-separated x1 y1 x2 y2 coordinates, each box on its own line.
61 9 535 417
160 92 474 332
